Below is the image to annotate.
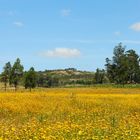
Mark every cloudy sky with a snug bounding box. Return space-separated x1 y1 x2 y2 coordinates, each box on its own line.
0 0 140 71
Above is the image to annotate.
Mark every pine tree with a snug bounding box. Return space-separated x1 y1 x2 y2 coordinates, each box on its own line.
10 58 24 91
1 62 12 91
24 67 37 91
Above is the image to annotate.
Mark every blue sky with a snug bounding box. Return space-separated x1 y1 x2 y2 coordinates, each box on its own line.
0 0 140 71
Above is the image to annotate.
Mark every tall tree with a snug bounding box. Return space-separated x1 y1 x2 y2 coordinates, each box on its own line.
24 67 37 91
106 43 127 84
105 58 116 83
125 50 140 83
1 62 12 91
10 58 24 91
105 43 140 85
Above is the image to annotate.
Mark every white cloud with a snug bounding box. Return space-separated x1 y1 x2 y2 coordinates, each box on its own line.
13 21 24 27
40 48 81 58
61 9 71 16
130 22 140 32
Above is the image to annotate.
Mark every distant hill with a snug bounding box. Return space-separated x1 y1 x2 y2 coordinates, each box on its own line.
37 68 95 87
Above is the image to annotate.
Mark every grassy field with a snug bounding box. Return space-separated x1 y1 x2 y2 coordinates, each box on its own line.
0 88 140 140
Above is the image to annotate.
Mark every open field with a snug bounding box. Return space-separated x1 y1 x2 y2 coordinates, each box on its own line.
0 88 140 140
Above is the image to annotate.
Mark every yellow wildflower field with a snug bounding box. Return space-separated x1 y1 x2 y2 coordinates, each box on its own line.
0 88 140 140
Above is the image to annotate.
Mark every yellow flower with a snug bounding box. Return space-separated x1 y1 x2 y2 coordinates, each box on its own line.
78 130 83 135
11 127 15 131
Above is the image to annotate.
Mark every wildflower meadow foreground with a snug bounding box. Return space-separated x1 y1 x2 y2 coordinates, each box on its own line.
0 88 140 140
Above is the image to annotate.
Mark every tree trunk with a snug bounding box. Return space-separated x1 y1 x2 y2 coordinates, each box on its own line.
15 84 17 92
4 82 7 92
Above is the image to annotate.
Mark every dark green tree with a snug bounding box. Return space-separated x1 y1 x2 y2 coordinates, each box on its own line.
105 43 140 85
1 62 12 91
125 50 140 83
10 58 24 91
105 58 116 83
105 43 128 85
95 68 105 84
24 67 37 91
47 76 59 87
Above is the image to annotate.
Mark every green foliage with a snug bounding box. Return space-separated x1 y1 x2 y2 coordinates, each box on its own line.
1 62 12 91
1 43 140 90
37 72 47 87
24 67 37 91
105 43 140 85
95 68 106 84
10 58 24 91
36 69 95 87
125 49 140 83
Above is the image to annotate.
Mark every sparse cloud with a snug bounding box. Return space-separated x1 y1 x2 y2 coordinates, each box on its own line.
13 21 24 27
39 48 81 58
8 11 15 16
61 9 71 17
122 40 140 45
130 22 140 32
0 10 16 17
38 39 140 45
114 31 121 36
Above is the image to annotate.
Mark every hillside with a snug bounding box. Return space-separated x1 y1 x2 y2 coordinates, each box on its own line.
37 68 95 87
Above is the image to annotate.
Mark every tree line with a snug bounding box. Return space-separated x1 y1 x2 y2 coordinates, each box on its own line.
95 43 140 85
1 43 140 91
1 58 37 91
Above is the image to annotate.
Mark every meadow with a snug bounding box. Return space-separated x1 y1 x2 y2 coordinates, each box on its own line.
0 88 140 140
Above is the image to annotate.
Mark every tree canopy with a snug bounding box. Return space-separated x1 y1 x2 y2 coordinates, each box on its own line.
105 43 140 85
1 43 140 91
24 67 37 91
10 58 24 91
